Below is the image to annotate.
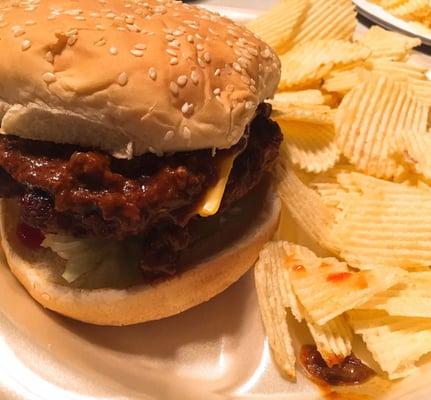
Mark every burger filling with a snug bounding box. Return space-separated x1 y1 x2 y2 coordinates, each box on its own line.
0 103 282 283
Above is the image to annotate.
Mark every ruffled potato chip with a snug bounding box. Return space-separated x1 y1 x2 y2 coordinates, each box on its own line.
288 254 403 325
277 120 339 173
291 0 357 47
247 0 309 54
335 73 428 179
255 242 298 379
357 26 421 60
279 39 370 90
333 178 431 270
358 271 431 318
276 163 338 253
348 310 431 379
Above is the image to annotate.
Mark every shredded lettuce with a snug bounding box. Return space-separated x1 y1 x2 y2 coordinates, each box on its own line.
41 235 142 289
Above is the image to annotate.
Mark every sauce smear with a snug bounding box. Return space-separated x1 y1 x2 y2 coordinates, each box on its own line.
327 272 352 283
16 223 45 249
300 345 375 386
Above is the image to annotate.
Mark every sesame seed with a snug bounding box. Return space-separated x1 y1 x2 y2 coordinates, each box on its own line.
241 75 250 84
66 29 78 37
21 39 31 51
170 81 179 95
67 35 77 46
125 16 134 24
117 27 126 32
245 101 255 110
148 67 157 80
105 12 115 18
173 30 182 36
258 63 264 72
134 43 146 50
261 48 271 59
45 51 54 63
168 40 180 48
96 24 105 30
213 88 221 95
117 72 128 86
250 85 257 93
130 49 144 57
164 130 174 141
183 126 191 139
186 34 194 43
12 25 25 37
208 27 218 36
154 5 167 14
109 46 118 55
181 102 193 115
66 9 82 16
24 20 36 25
233 63 242 73
89 11 101 17
42 72 56 83
203 52 211 63
47 15 57 20
166 49 177 56
214 68 221 76
242 51 253 61
197 58 205 68
191 70 198 84
177 75 188 86
170 57 178 65
75 16 85 21
94 38 106 47
127 24 139 32
196 43 204 51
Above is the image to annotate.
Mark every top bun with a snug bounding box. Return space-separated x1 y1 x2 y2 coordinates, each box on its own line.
0 0 280 157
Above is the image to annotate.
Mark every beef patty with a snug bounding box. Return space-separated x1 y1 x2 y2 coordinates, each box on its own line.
0 103 282 271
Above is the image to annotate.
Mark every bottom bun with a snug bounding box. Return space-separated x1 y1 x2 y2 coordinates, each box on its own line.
0 180 280 326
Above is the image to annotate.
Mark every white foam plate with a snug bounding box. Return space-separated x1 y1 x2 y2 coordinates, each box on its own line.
354 0 431 47
1 5 431 400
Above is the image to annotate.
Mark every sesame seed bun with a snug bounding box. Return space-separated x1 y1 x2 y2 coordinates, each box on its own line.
0 181 280 325
0 0 280 158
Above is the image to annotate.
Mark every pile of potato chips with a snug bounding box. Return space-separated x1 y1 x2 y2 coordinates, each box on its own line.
248 0 431 383
370 0 431 31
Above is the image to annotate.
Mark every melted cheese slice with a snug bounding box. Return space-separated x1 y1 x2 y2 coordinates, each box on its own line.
197 154 235 217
